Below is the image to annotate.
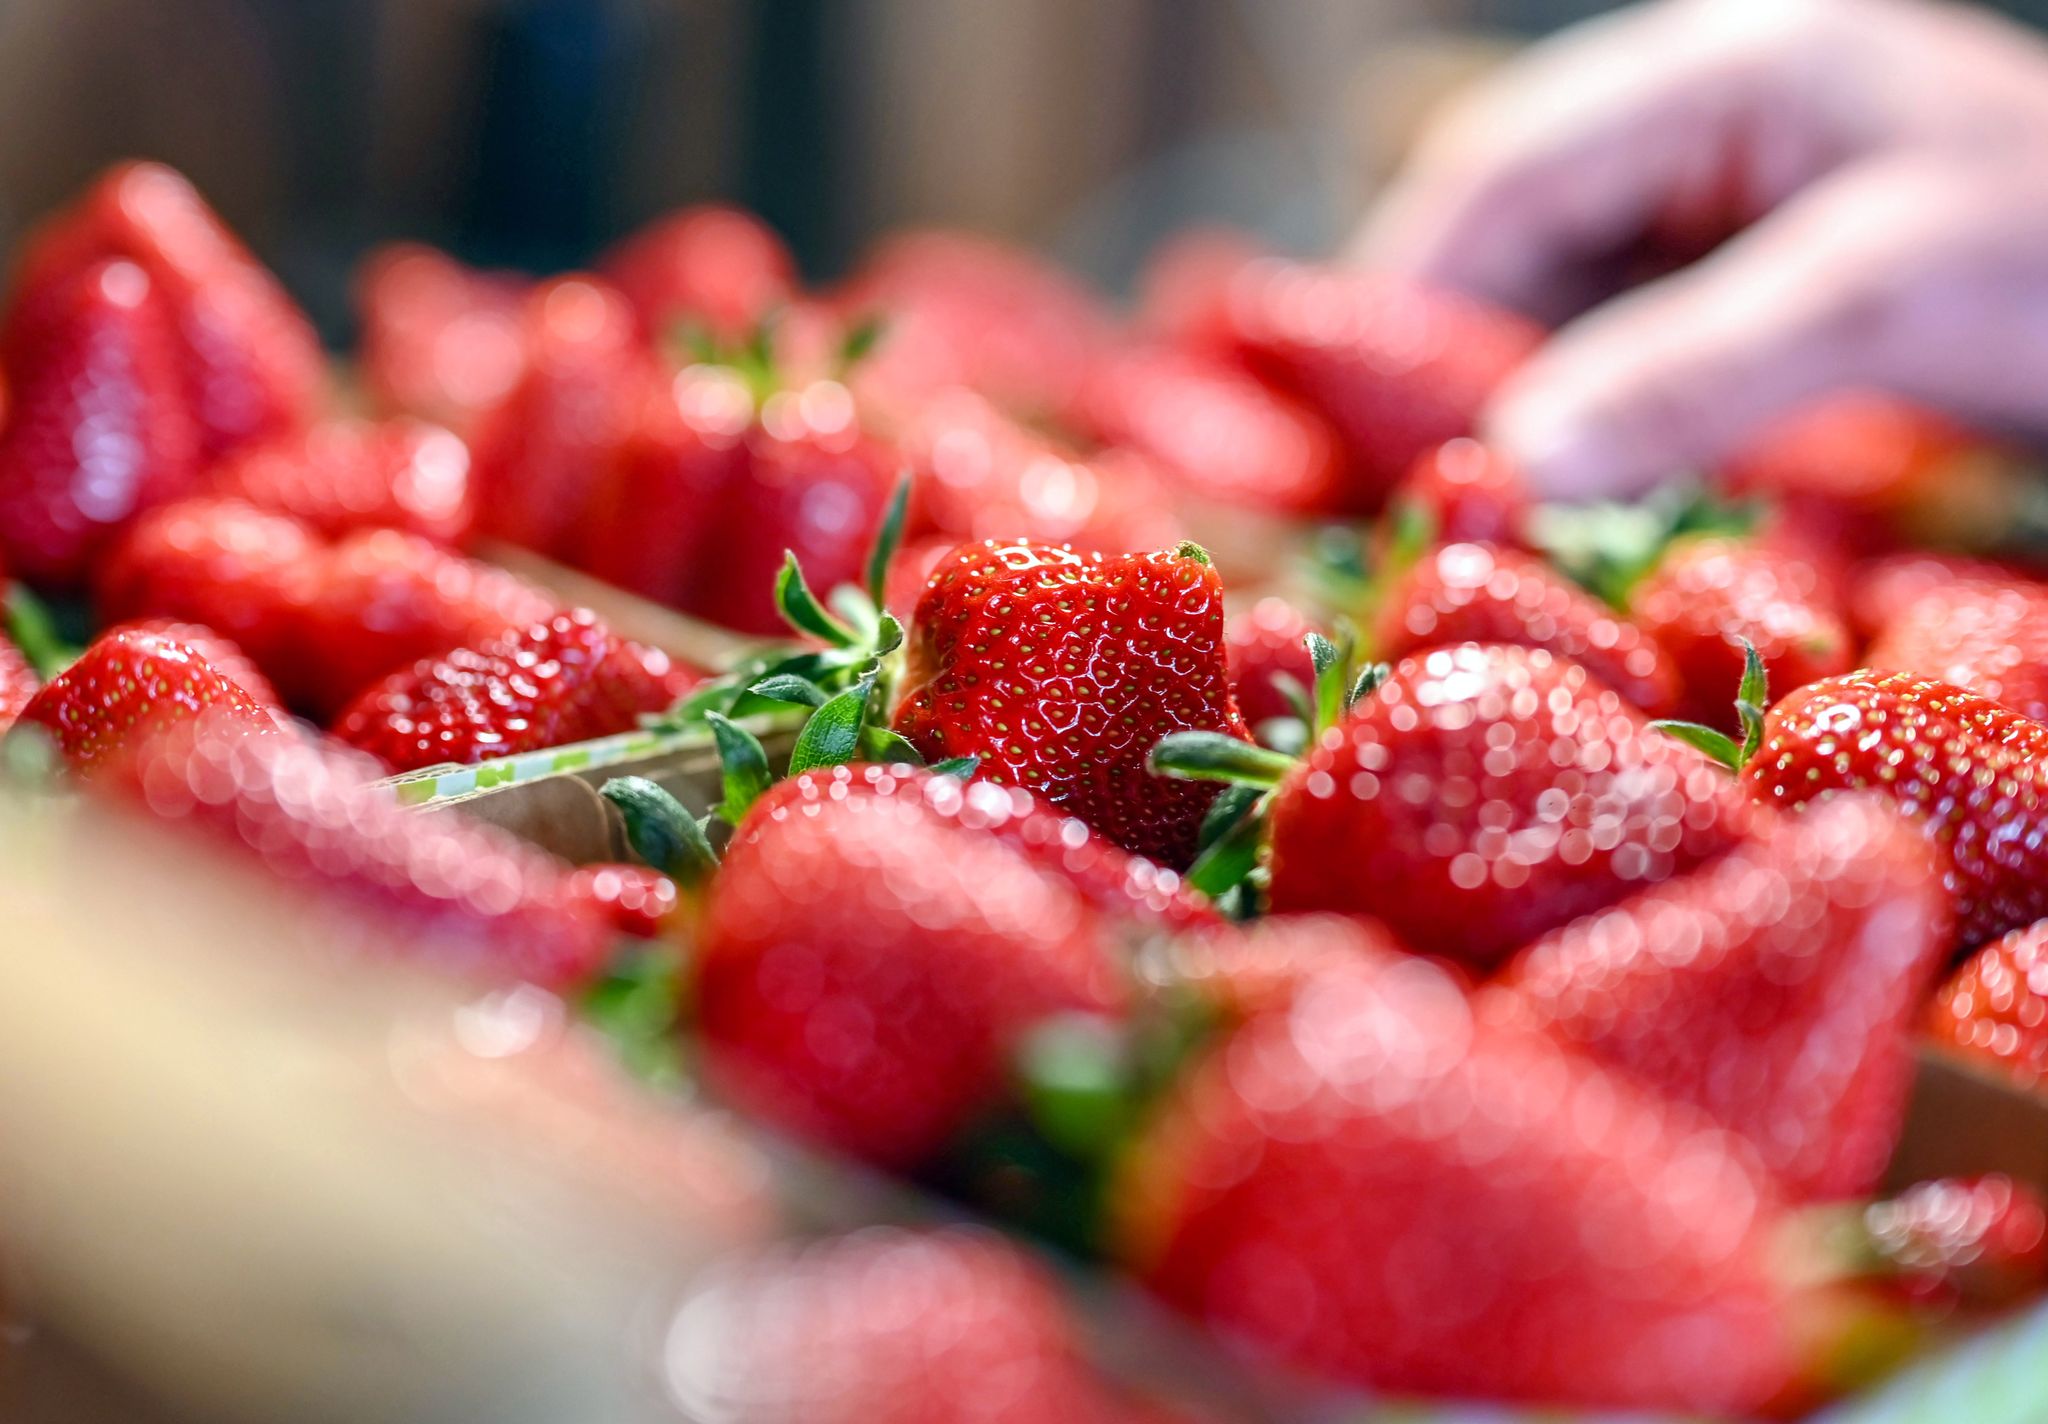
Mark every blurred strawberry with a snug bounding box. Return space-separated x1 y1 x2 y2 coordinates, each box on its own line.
99 618 279 709
0 258 199 585
207 415 473 544
332 608 696 772
1488 794 1948 1199
1866 580 2048 723
1387 438 1530 548
0 637 37 734
1848 550 2045 640
17 624 280 778
1135 226 1270 352
354 243 531 436
1724 391 1981 509
1928 920 2048 1089
1857 1175 2048 1310
600 203 796 342
1224 595 1316 731
565 862 677 940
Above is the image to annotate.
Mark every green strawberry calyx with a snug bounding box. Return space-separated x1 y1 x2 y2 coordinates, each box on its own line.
1649 638 1769 772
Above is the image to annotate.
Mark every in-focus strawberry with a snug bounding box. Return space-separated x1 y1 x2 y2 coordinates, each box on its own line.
353 243 531 436
1928 920 2048 1088
1866 580 2048 724
1487 793 1949 1198
99 618 279 709
16 625 280 778
1372 542 1681 714
1224 596 1317 732
0 258 198 584
893 540 1251 869
207 416 473 545
332 609 696 772
600 203 795 342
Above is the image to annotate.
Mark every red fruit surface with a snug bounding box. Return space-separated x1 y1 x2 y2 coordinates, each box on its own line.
1268 644 1751 969
1488 794 1949 1199
1388 438 1529 548
1115 945 1800 1414
207 416 473 545
564 863 678 940
1214 260 1543 512
17 625 280 778
354 243 531 436
1866 581 2048 724
1135 226 1269 353
99 618 279 709
0 636 38 734
1862 1174 2048 1308
894 540 1251 869
1847 551 2042 640
1148 913 1415 1023
332 609 694 772
698 768 1129 1168
600 203 795 342
1747 670 2048 951
1929 921 2048 1088
0 259 199 585
1224 595 1316 730
1725 392 1978 507
1373 542 1680 715
1076 344 1341 515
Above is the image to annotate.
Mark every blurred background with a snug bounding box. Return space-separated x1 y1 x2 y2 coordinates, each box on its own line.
0 0 2019 347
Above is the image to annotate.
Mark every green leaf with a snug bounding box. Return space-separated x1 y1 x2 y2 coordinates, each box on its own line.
579 945 687 1089
828 584 882 643
858 725 925 766
929 755 979 779
787 669 877 775
775 552 862 648
1185 793 1268 899
1013 1013 1132 1161
601 776 719 888
1197 783 1264 853
1383 497 1436 575
836 312 887 375
1253 716 1308 756
705 712 772 826
865 473 913 608
1649 720 1745 772
1348 661 1391 708
1149 731 1296 788
748 673 830 709
873 610 904 658
5 584 79 680
1733 638 1769 765
1270 672 1314 727
1305 627 1353 735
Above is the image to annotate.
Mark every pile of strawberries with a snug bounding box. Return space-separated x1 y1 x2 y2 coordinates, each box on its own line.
9 161 2048 1420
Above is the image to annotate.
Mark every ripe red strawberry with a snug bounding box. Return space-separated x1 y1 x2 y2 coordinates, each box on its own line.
564 862 677 940
16 625 280 778
469 275 652 558
105 716 610 988
1858 1175 2048 1309
1866 581 2048 723
697 766 1131 1168
1111 937 1806 1413
99 618 279 709
893 540 1251 869
1928 920 2048 1088
1848 550 2044 640
353 243 530 436
332 609 696 771
95 497 317 689
1747 670 2048 951
1134 226 1269 353
0 636 38 734
1224 595 1317 730
1373 542 1681 715
1265 644 1750 969
1724 392 1978 509
10 162 323 460
1631 535 1853 730
0 258 199 584
1075 344 1341 515
600 203 795 342
1211 260 1543 512
673 1227 1137 1424
1486 793 1949 1199
207 416 473 544
1387 438 1530 548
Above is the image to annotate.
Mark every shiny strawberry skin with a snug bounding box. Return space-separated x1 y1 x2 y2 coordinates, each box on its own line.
697 767 1130 1169
564 862 677 940
1488 794 1949 1199
0 258 199 585
1747 670 2048 951
600 203 796 341
1724 392 1977 508
108 718 609 988
17 626 280 778
331 609 693 771
1633 535 1853 729
1389 438 1530 547
1113 940 1801 1413
1076 344 1341 515
0 636 38 734
1216 261 1543 513
353 243 531 436
207 416 474 545
1374 542 1681 714
1224 595 1316 730
1866 581 2048 724
1862 1174 2048 1308
1847 550 2042 640
99 618 279 708
1928 921 2048 1088
1268 644 1751 969
894 540 1252 870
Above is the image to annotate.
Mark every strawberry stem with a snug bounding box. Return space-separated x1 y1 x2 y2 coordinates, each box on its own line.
865 473 913 609
1150 731 1295 788
775 551 863 648
704 712 772 826
1172 540 1212 566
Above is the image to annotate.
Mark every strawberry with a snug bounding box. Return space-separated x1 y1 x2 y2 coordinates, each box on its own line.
1724 392 1980 509
99 618 279 709
1075 344 1341 516
206 416 473 544
1372 542 1681 714
599 203 796 342
1631 534 1853 731
353 243 530 436
1261 644 1750 969
9 162 323 460
1111 934 1807 1413
0 258 199 585
0 636 37 734
1486 793 1949 1198
1848 550 2044 640
16 625 280 778
105 716 609 988
1856 1175 2048 1310
1134 226 1269 353
1747 670 2048 951
1866 580 2048 723
331 608 695 772
1211 260 1543 512
1386 438 1530 548
1224 595 1317 731
1928 920 2048 1088
469 275 652 558
564 862 677 940
893 540 1251 870
696 765 1132 1168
